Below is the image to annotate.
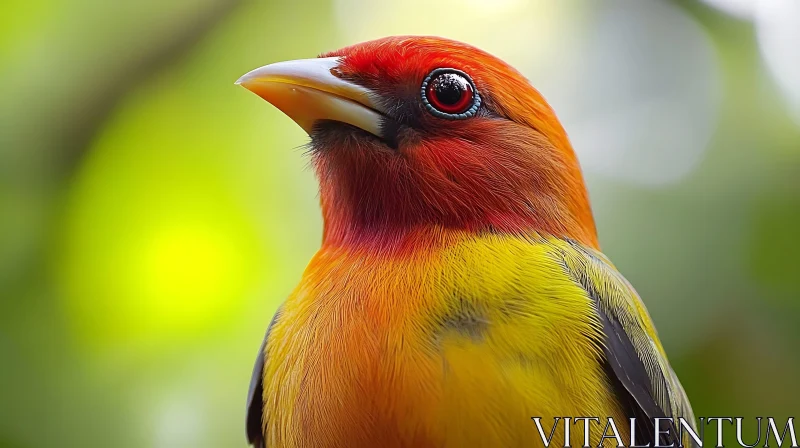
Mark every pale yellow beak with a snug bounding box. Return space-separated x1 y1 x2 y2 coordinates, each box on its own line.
236 57 384 138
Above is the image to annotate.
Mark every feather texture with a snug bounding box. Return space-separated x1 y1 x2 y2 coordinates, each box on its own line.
251 232 696 447
558 241 698 447
247 306 283 448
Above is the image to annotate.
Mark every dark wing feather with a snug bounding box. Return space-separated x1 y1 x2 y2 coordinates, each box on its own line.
246 305 283 448
557 241 698 448
601 351 658 446
595 296 673 447
598 306 667 417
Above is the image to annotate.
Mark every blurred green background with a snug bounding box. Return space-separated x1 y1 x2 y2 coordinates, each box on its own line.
1 0 798 447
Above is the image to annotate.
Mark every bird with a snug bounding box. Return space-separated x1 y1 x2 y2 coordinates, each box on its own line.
236 36 697 448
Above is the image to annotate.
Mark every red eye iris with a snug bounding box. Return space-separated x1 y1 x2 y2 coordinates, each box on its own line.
424 71 477 116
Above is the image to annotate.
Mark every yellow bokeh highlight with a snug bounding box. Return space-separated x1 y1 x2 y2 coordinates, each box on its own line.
140 225 236 309
137 223 245 333
54 73 269 351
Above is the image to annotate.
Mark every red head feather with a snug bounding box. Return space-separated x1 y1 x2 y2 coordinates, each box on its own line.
307 36 597 251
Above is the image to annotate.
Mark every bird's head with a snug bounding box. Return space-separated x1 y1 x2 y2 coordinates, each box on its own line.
238 36 597 250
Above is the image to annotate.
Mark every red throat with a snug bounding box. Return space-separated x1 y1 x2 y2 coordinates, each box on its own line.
313 120 597 252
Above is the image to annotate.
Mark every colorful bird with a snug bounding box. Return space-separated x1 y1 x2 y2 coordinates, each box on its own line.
237 36 696 448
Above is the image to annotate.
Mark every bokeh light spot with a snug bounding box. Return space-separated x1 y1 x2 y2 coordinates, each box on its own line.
700 0 756 19
54 78 267 351
138 225 242 328
756 0 800 125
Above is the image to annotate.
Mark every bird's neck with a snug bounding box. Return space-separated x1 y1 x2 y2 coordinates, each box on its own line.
314 130 599 252
318 190 598 254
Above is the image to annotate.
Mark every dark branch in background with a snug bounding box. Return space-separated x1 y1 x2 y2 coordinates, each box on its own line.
60 0 245 174
0 0 246 296
0 1 247 444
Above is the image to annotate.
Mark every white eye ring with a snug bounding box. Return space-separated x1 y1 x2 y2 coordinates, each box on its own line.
421 68 481 119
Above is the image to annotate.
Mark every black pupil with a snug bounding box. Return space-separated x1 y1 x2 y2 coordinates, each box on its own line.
432 73 468 105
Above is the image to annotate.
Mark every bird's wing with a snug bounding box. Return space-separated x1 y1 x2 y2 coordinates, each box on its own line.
246 305 284 448
555 240 697 447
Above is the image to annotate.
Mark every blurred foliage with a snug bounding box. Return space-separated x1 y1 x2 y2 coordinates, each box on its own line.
0 0 798 447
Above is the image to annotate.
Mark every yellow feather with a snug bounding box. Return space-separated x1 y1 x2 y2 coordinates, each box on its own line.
260 231 694 447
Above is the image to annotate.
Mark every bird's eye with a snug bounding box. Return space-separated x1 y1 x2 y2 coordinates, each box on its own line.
421 68 481 119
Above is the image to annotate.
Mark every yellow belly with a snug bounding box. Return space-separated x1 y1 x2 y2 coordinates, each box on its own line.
262 234 628 447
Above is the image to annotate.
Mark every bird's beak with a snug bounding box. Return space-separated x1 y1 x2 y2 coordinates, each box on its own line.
236 57 384 139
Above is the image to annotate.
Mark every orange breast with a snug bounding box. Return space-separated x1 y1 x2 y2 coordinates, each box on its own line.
260 236 627 448
262 246 443 448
